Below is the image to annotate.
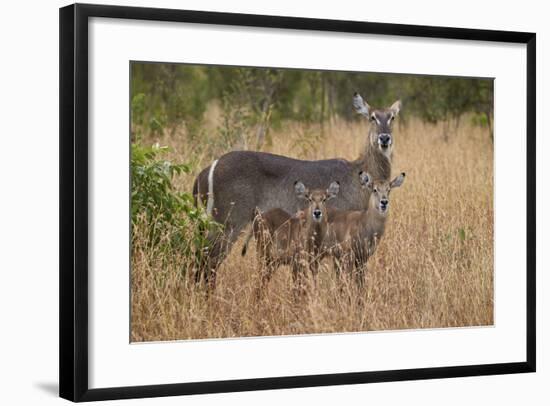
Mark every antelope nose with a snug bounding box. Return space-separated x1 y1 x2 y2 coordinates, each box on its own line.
313 209 322 218
379 133 391 145
380 199 388 207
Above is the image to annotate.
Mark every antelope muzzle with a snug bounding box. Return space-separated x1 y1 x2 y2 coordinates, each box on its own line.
312 208 323 222
378 133 392 149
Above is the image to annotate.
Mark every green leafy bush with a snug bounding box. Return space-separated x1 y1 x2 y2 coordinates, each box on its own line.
131 143 220 266
131 93 146 126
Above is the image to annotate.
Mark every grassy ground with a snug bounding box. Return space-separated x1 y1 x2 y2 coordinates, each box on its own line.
130 115 494 341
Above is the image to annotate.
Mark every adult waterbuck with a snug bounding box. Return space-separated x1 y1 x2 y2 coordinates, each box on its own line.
193 93 401 286
241 181 339 293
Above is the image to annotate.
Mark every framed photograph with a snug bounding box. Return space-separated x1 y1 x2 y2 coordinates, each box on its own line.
59 3 536 402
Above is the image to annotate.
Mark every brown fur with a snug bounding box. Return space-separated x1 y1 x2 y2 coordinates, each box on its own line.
325 172 405 285
242 183 339 292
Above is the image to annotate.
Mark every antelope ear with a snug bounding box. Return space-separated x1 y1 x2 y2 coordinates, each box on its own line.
326 181 340 200
353 92 370 117
390 100 402 116
294 181 308 199
390 172 406 189
358 171 372 188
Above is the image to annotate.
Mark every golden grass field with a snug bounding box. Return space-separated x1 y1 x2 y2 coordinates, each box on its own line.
130 114 494 342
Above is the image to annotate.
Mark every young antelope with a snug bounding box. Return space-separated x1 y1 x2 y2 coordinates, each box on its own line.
326 171 405 285
242 181 340 292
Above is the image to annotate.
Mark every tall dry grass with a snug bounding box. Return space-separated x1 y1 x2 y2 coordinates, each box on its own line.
131 116 493 341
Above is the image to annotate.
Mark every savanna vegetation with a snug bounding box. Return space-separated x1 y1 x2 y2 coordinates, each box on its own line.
130 63 493 341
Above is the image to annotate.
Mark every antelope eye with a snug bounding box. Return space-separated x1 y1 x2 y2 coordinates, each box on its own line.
373 188 378 193
370 115 376 122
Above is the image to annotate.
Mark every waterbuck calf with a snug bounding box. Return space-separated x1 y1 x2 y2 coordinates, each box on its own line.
193 93 401 285
326 171 406 285
242 181 340 292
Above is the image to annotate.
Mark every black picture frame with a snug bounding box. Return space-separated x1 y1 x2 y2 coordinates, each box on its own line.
59 3 536 402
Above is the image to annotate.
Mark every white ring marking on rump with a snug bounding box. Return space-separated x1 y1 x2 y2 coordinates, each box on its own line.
206 159 219 217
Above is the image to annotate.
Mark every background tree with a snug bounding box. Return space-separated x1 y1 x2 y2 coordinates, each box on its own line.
131 63 494 144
